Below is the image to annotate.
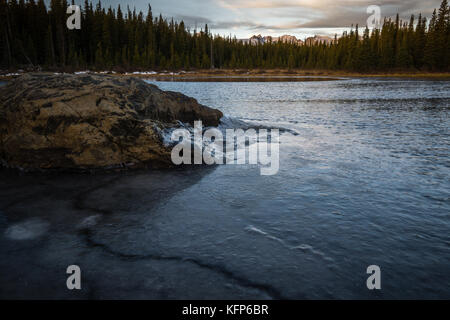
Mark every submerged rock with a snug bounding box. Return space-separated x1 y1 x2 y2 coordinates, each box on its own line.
0 73 223 171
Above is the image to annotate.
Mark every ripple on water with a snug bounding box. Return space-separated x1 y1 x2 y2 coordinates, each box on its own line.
245 225 335 263
4 218 49 240
77 215 102 229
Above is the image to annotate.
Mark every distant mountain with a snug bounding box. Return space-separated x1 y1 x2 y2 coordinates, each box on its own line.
240 34 304 46
304 35 336 46
239 34 336 46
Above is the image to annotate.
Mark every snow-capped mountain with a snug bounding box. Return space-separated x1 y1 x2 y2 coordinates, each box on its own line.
239 34 336 46
240 34 304 46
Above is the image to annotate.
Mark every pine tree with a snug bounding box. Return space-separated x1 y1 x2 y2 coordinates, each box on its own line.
424 9 438 70
435 0 449 69
1 0 449 72
287 50 295 70
413 14 426 68
396 33 412 69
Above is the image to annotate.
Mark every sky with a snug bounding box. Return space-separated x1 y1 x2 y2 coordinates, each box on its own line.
70 0 443 39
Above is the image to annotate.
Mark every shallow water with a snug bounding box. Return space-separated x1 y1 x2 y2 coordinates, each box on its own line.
0 78 449 299
145 75 343 82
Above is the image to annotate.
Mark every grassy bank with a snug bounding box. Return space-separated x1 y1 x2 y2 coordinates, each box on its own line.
155 69 450 79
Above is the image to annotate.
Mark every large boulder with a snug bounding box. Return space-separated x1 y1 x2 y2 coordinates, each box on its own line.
0 73 223 171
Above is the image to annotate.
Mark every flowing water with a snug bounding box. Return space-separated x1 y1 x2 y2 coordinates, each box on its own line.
0 78 449 299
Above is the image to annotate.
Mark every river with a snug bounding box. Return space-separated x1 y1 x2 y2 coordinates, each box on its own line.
0 77 449 299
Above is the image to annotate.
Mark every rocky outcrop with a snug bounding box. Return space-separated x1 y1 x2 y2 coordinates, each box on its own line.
0 73 223 171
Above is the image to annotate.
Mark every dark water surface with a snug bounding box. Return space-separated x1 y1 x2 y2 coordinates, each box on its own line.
0 78 449 299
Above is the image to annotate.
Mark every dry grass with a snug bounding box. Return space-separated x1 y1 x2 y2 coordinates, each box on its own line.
162 69 450 79
1 69 450 80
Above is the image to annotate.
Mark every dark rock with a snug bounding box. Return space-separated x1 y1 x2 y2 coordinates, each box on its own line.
0 73 223 171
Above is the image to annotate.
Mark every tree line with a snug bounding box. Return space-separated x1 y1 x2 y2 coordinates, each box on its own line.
0 0 449 72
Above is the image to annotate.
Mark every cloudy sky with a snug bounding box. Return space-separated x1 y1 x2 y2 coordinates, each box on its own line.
73 0 442 39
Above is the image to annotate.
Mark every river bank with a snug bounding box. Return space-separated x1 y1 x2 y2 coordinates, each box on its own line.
1 69 450 81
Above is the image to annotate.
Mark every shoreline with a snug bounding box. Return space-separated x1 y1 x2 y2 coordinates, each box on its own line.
1 69 450 81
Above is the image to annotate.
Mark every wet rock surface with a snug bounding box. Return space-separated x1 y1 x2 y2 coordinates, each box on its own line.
0 73 223 171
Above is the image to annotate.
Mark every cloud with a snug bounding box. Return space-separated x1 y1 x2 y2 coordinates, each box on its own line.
210 0 443 37
173 14 213 25
67 0 444 38
295 0 438 28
